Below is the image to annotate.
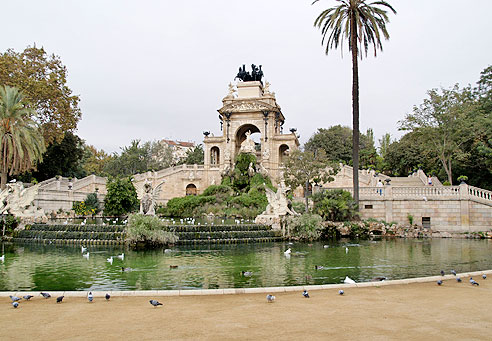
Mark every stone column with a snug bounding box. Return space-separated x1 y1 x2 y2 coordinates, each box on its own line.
459 183 470 230
384 185 393 223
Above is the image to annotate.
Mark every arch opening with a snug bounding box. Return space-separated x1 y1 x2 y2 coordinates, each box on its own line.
279 144 290 165
235 124 262 157
210 146 220 166
186 184 197 196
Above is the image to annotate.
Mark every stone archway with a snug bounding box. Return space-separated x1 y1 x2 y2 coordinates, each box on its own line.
235 124 261 156
210 146 220 166
186 184 197 196
279 144 290 165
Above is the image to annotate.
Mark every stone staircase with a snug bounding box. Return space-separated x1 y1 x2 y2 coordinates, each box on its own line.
12 223 283 246
389 177 426 187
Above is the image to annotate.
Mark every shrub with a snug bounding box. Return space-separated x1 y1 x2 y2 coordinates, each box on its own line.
125 214 178 247
85 192 100 213
457 175 468 183
443 181 451 186
312 189 358 221
104 177 139 216
72 201 95 216
202 185 232 197
232 153 257 192
0 215 20 236
287 213 324 241
407 214 414 225
166 195 216 218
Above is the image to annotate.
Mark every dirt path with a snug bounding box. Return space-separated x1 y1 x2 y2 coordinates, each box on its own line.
1 279 491 340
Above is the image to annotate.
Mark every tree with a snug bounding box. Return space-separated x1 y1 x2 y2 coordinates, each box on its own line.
0 46 81 144
378 133 392 158
399 85 476 184
178 144 204 165
283 149 337 212
313 0 396 208
0 86 45 188
83 145 112 176
304 125 377 168
32 132 87 181
103 177 139 216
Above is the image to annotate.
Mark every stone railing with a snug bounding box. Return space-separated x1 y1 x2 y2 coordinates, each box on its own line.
468 186 492 205
329 184 491 205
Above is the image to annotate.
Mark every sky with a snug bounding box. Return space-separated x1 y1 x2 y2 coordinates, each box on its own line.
2 0 491 153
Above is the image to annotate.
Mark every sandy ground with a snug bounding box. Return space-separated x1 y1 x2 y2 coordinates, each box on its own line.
1 278 491 341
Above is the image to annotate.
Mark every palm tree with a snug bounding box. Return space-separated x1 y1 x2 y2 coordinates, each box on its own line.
0 85 46 189
313 0 396 208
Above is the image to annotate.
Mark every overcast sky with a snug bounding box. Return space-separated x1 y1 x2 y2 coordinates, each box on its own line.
2 0 491 153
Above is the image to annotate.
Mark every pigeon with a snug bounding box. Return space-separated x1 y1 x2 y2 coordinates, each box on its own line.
83 253 90 259
483 274 487 280
302 290 310 298
149 300 163 307
56 296 64 303
88 292 93 302
456 277 462 283
284 248 291 255
344 276 356 284
266 294 275 303
40 292 51 299
241 271 252 277
12 302 19 308
105 293 110 301
9 295 21 302
437 280 443 286
440 270 445 276
117 253 124 260
23 295 33 301
339 290 344 295
451 270 457 276
107 256 113 264
81 246 87 253
471 279 479 286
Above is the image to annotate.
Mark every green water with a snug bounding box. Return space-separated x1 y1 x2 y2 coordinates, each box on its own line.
1 238 491 291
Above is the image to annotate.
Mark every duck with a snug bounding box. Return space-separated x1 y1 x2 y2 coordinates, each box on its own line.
117 253 124 260
107 256 113 264
169 265 178 269
0 255 4 262
284 248 291 255
314 265 324 270
241 271 253 277
81 246 87 253
121 267 133 272
83 252 90 259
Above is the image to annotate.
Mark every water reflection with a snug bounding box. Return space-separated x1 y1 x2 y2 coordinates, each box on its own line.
1 238 491 291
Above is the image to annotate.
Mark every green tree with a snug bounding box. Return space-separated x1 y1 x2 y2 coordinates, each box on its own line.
0 86 45 188
83 145 112 176
31 132 87 181
0 46 81 144
283 149 337 212
305 125 377 168
103 177 139 216
378 133 392 158
313 0 396 208
399 85 476 184
178 144 204 165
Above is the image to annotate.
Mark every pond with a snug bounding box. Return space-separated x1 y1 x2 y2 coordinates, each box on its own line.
1 238 491 291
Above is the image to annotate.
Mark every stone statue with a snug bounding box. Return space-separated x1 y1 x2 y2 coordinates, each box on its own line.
256 163 269 178
255 178 298 230
263 81 271 94
0 182 46 218
262 147 270 160
139 179 165 216
240 130 256 154
224 150 231 162
248 162 255 177
226 82 236 98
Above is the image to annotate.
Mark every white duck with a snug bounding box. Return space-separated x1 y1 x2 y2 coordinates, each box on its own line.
81 246 87 253
284 248 291 255
343 276 356 284
107 256 113 264
0 255 5 262
117 253 124 260
82 252 90 259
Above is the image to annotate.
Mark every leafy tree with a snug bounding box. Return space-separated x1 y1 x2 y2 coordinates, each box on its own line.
283 149 337 212
378 133 392 158
178 144 204 165
83 145 113 176
31 132 87 181
305 125 377 168
0 86 45 188
312 189 358 221
103 177 139 216
0 46 81 144
287 213 324 241
104 140 175 177
399 85 476 184
313 0 396 208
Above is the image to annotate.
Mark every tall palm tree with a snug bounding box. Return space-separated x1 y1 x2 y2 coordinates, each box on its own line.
0 85 46 189
313 0 396 208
